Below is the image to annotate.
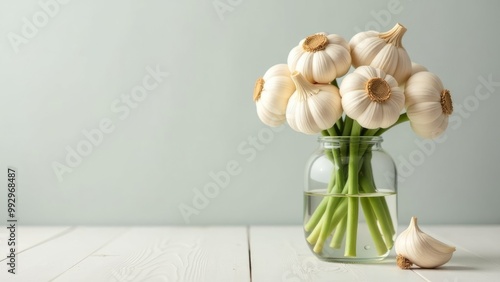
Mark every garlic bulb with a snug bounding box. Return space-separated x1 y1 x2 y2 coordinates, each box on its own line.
253 64 295 127
349 23 411 84
404 71 453 138
287 32 351 84
339 66 404 129
286 71 342 134
395 217 456 269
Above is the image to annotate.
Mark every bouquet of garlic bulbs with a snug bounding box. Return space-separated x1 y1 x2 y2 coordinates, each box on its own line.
253 23 453 259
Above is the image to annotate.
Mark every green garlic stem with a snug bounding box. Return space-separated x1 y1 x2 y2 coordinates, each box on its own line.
329 214 347 249
345 121 362 257
360 197 388 255
342 116 354 136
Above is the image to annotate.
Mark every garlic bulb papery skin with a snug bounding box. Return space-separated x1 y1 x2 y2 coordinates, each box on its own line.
287 32 351 84
404 71 453 138
349 23 411 85
395 217 456 269
339 66 404 129
410 62 428 76
254 64 296 127
401 63 428 90
286 71 342 134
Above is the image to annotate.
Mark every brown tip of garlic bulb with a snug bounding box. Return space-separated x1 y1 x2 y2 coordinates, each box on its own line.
396 254 413 269
253 78 265 101
440 89 453 115
302 34 329 52
365 77 392 103
379 23 407 47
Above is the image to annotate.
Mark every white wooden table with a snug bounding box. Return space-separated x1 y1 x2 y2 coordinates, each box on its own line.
0 225 498 281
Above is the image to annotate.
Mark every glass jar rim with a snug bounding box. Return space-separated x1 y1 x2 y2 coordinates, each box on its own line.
318 136 383 144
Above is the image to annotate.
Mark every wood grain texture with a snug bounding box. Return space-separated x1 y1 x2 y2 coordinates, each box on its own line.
1 225 499 281
0 226 126 281
249 226 423 282
0 226 72 254
54 226 250 282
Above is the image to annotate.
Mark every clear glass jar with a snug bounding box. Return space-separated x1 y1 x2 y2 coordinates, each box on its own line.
303 136 397 262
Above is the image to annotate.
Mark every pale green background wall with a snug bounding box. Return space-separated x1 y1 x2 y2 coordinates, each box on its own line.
0 0 498 225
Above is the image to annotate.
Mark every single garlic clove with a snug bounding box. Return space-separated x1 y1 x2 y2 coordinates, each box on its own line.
395 217 456 269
